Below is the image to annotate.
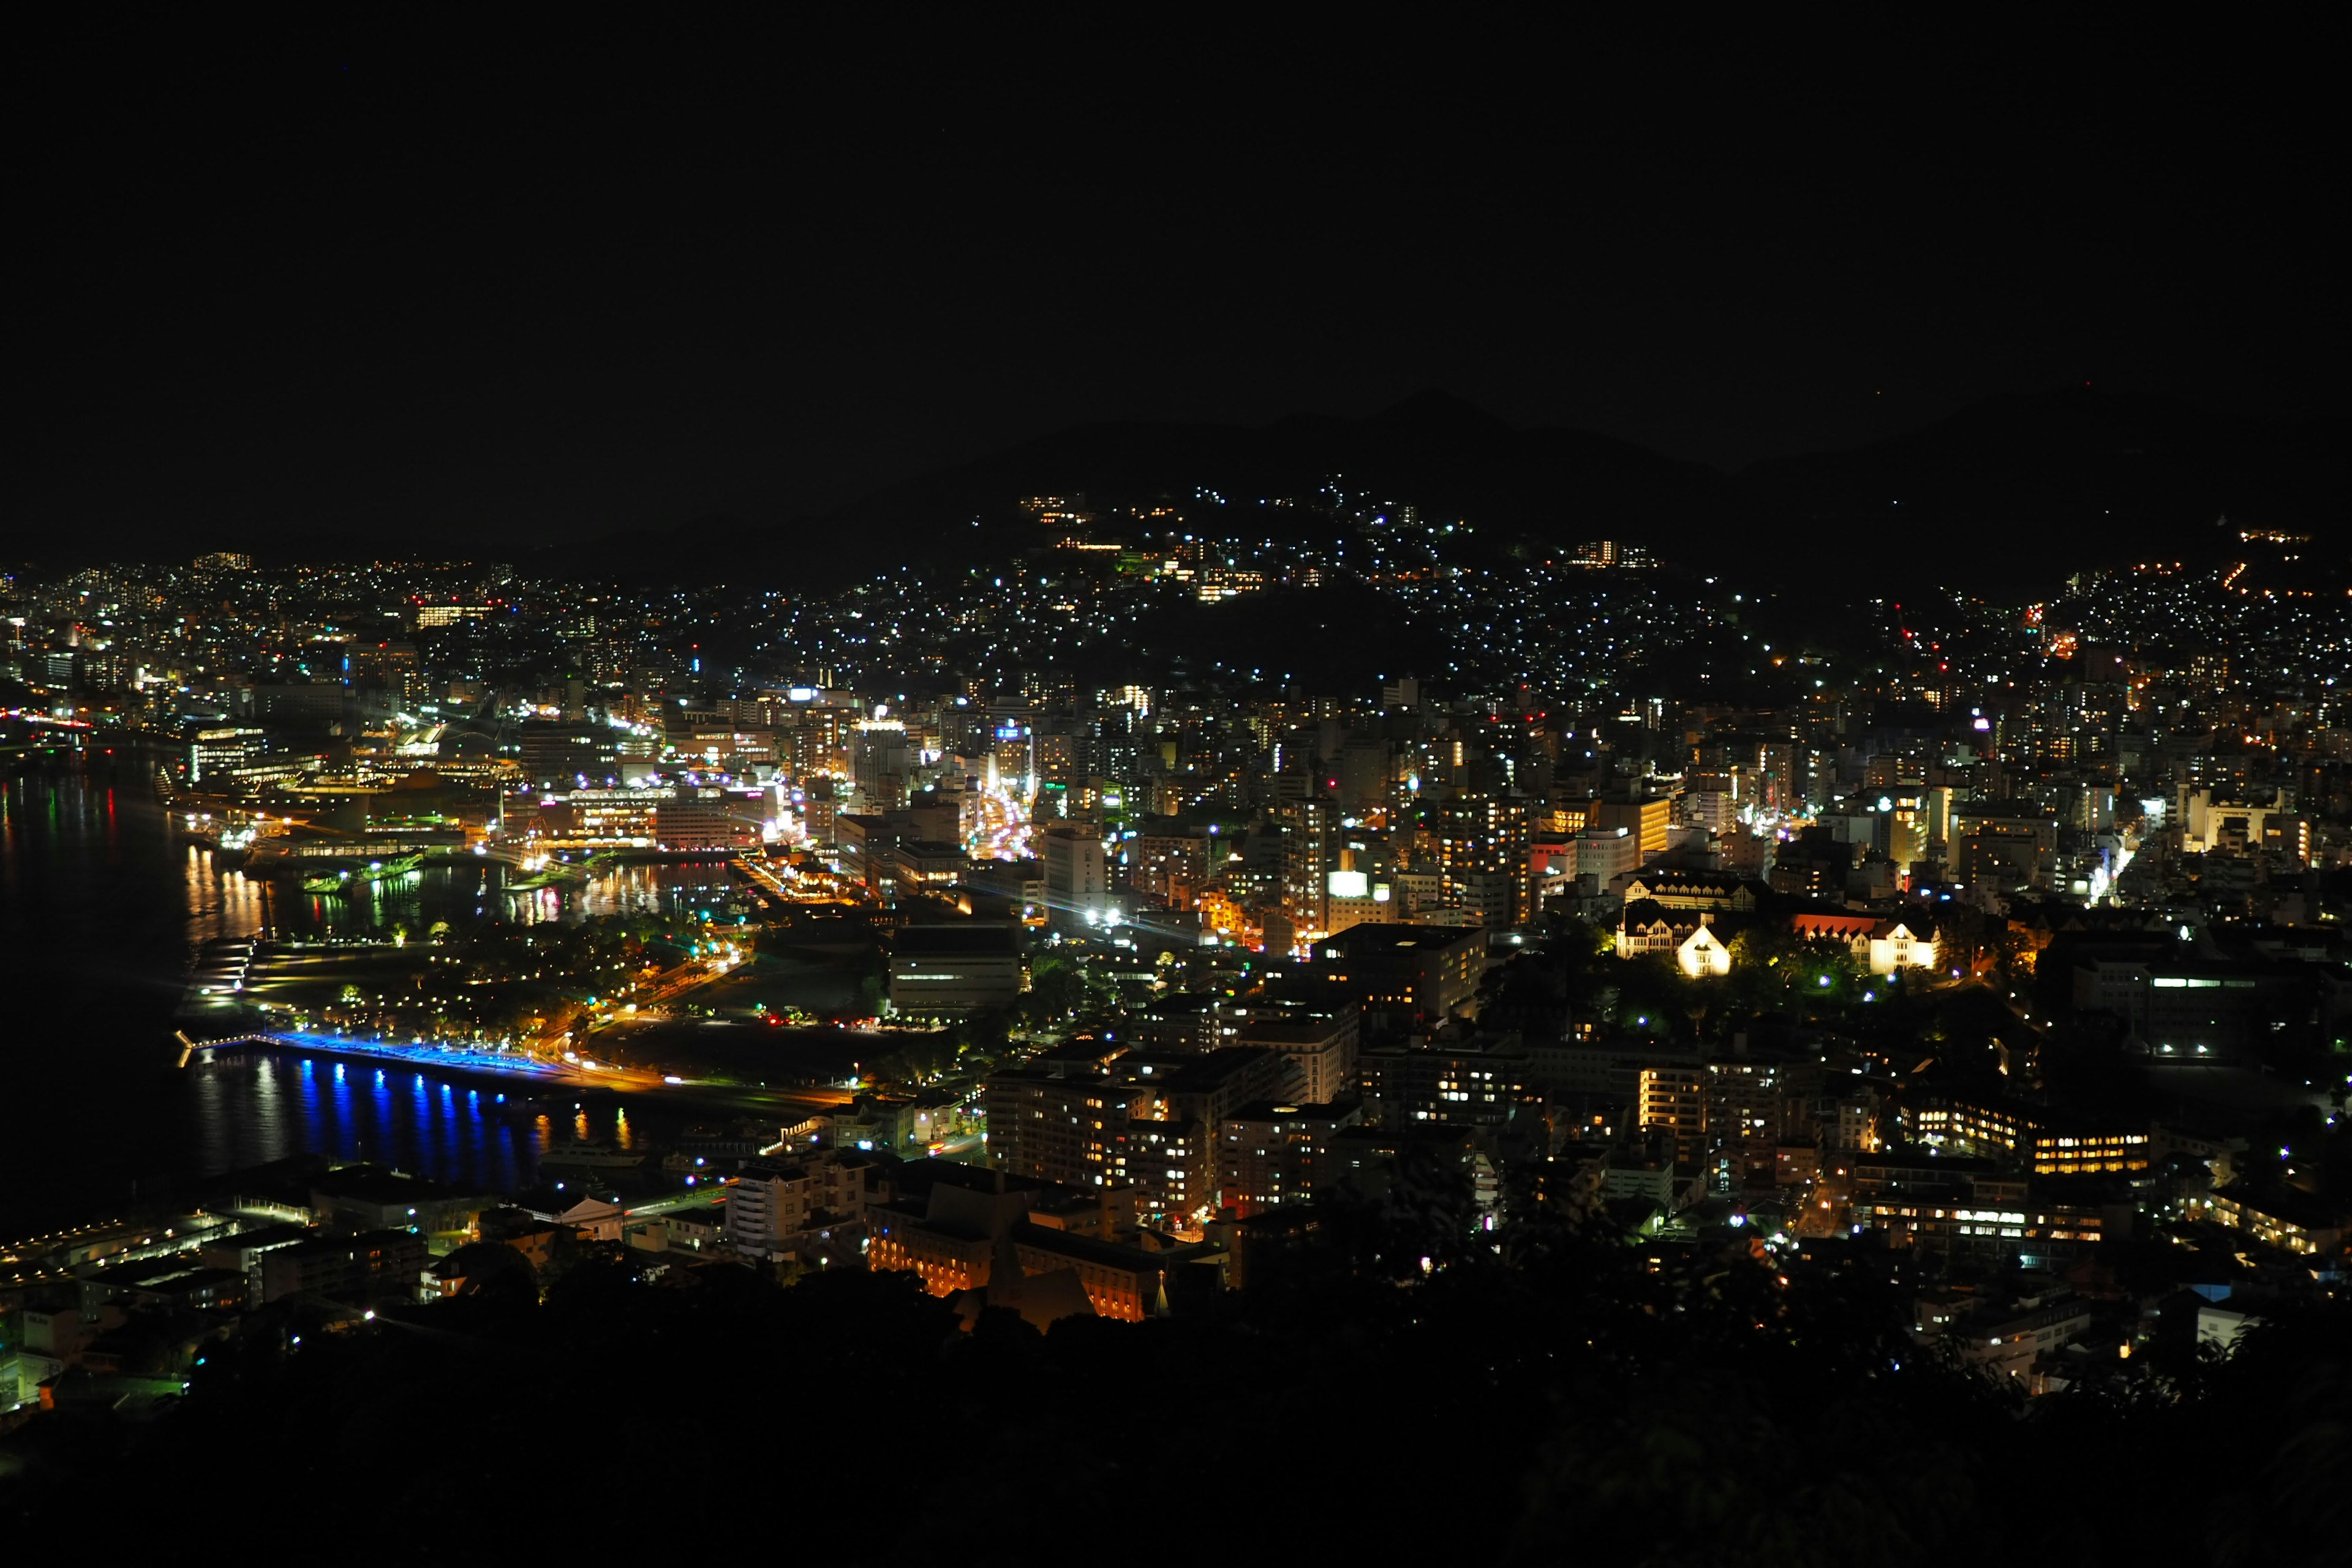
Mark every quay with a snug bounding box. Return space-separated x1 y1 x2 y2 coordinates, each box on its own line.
172 1028 665 1088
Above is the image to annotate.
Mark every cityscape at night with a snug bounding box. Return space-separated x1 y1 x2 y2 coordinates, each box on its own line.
4 41 2345 1566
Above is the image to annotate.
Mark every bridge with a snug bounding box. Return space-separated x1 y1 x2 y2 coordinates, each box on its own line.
172 1028 643 1085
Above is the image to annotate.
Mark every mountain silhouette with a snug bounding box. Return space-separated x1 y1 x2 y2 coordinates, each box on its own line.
559 388 2342 597
756 390 1759 585
1739 386 2342 594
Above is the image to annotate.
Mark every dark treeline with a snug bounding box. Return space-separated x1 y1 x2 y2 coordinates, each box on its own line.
4 1166 2345 1566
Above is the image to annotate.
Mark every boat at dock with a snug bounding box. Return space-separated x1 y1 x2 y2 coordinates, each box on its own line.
301 853 424 894
537 1137 649 1169
503 849 622 891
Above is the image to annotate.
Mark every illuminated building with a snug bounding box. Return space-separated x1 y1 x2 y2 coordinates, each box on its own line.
1879 785 1952 872
787 705 854 778
1031 724 1087 788
1434 792 1531 924
835 812 904 890
985 1038 1144 1186
1196 566 1266 601
2176 785 2308 864
726 1151 872 1260
1566 539 1653 568
801 777 840 848
2193 1185 2343 1256
1314 923 1488 1029
851 719 911 810
1357 1033 1534 1131
551 788 658 846
1617 902 1738 976
1638 1065 1707 1164
1111 1118 1212 1226
1230 1002 1360 1103
1041 823 1112 928
1705 1057 1782 1180
1866 1200 2106 1262
1828 1093 1880 1155
1907 1097 2150 1177
653 788 763 852
252 1229 429 1307
2070 957 2318 1063
1675 780 1741 835
1593 796 1671 859
1323 864 1396 937
76 1257 246 1317
987 1044 1300 1226
1784 911 1941 976
1572 826 1640 888
1276 797 1338 938
2027 1128 2151 1177
307 1167 482 1237
889 839 971 897
187 725 268 784
675 727 777 768
515 720 617 787
1951 804 2059 891
347 639 424 712
1006 1227 1181 1322
1961 1300 2094 1387
1619 869 1762 913
1218 1099 1362 1217
1127 832 1208 903
1528 834 1578 898
889 923 1022 1014
867 1170 1038 1296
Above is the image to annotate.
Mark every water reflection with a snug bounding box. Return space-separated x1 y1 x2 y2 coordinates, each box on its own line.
1 759 737 1223
183 1047 657 1189
167 854 746 1186
175 856 753 943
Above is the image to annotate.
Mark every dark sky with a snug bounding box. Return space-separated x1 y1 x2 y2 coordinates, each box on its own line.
20 39 2339 558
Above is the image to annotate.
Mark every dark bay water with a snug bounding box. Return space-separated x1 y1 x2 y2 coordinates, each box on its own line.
0 755 750 1235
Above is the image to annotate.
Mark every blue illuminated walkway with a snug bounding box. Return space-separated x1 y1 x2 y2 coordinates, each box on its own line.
214 1031 571 1080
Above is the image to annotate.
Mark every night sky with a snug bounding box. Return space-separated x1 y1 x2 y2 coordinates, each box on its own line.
20 43 2338 557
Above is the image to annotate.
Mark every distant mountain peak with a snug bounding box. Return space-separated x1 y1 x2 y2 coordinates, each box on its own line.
1365 389 1515 435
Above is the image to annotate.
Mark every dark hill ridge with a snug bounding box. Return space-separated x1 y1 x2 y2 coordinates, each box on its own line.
1739 386 2344 592
787 389 1760 582
560 388 2341 595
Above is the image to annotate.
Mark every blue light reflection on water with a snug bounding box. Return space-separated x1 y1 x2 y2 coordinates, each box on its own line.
186 1049 588 1191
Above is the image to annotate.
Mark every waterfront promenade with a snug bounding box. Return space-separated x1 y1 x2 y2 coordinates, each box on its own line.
177 1030 672 1090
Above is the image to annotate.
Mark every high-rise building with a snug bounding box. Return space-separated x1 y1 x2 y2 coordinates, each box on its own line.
1218 1100 1363 1218
1434 792 1530 924
1041 823 1112 927
515 720 617 787
1314 924 1488 1030
187 726 268 785
1230 1002 1360 1103
654 789 763 852
1639 1065 1708 1166
348 640 424 712
1594 796 1672 859
851 720 911 810
1277 796 1338 939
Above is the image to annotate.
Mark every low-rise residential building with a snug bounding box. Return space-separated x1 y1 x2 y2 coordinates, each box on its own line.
727 1149 875 1260
2195 1185 2345 1256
